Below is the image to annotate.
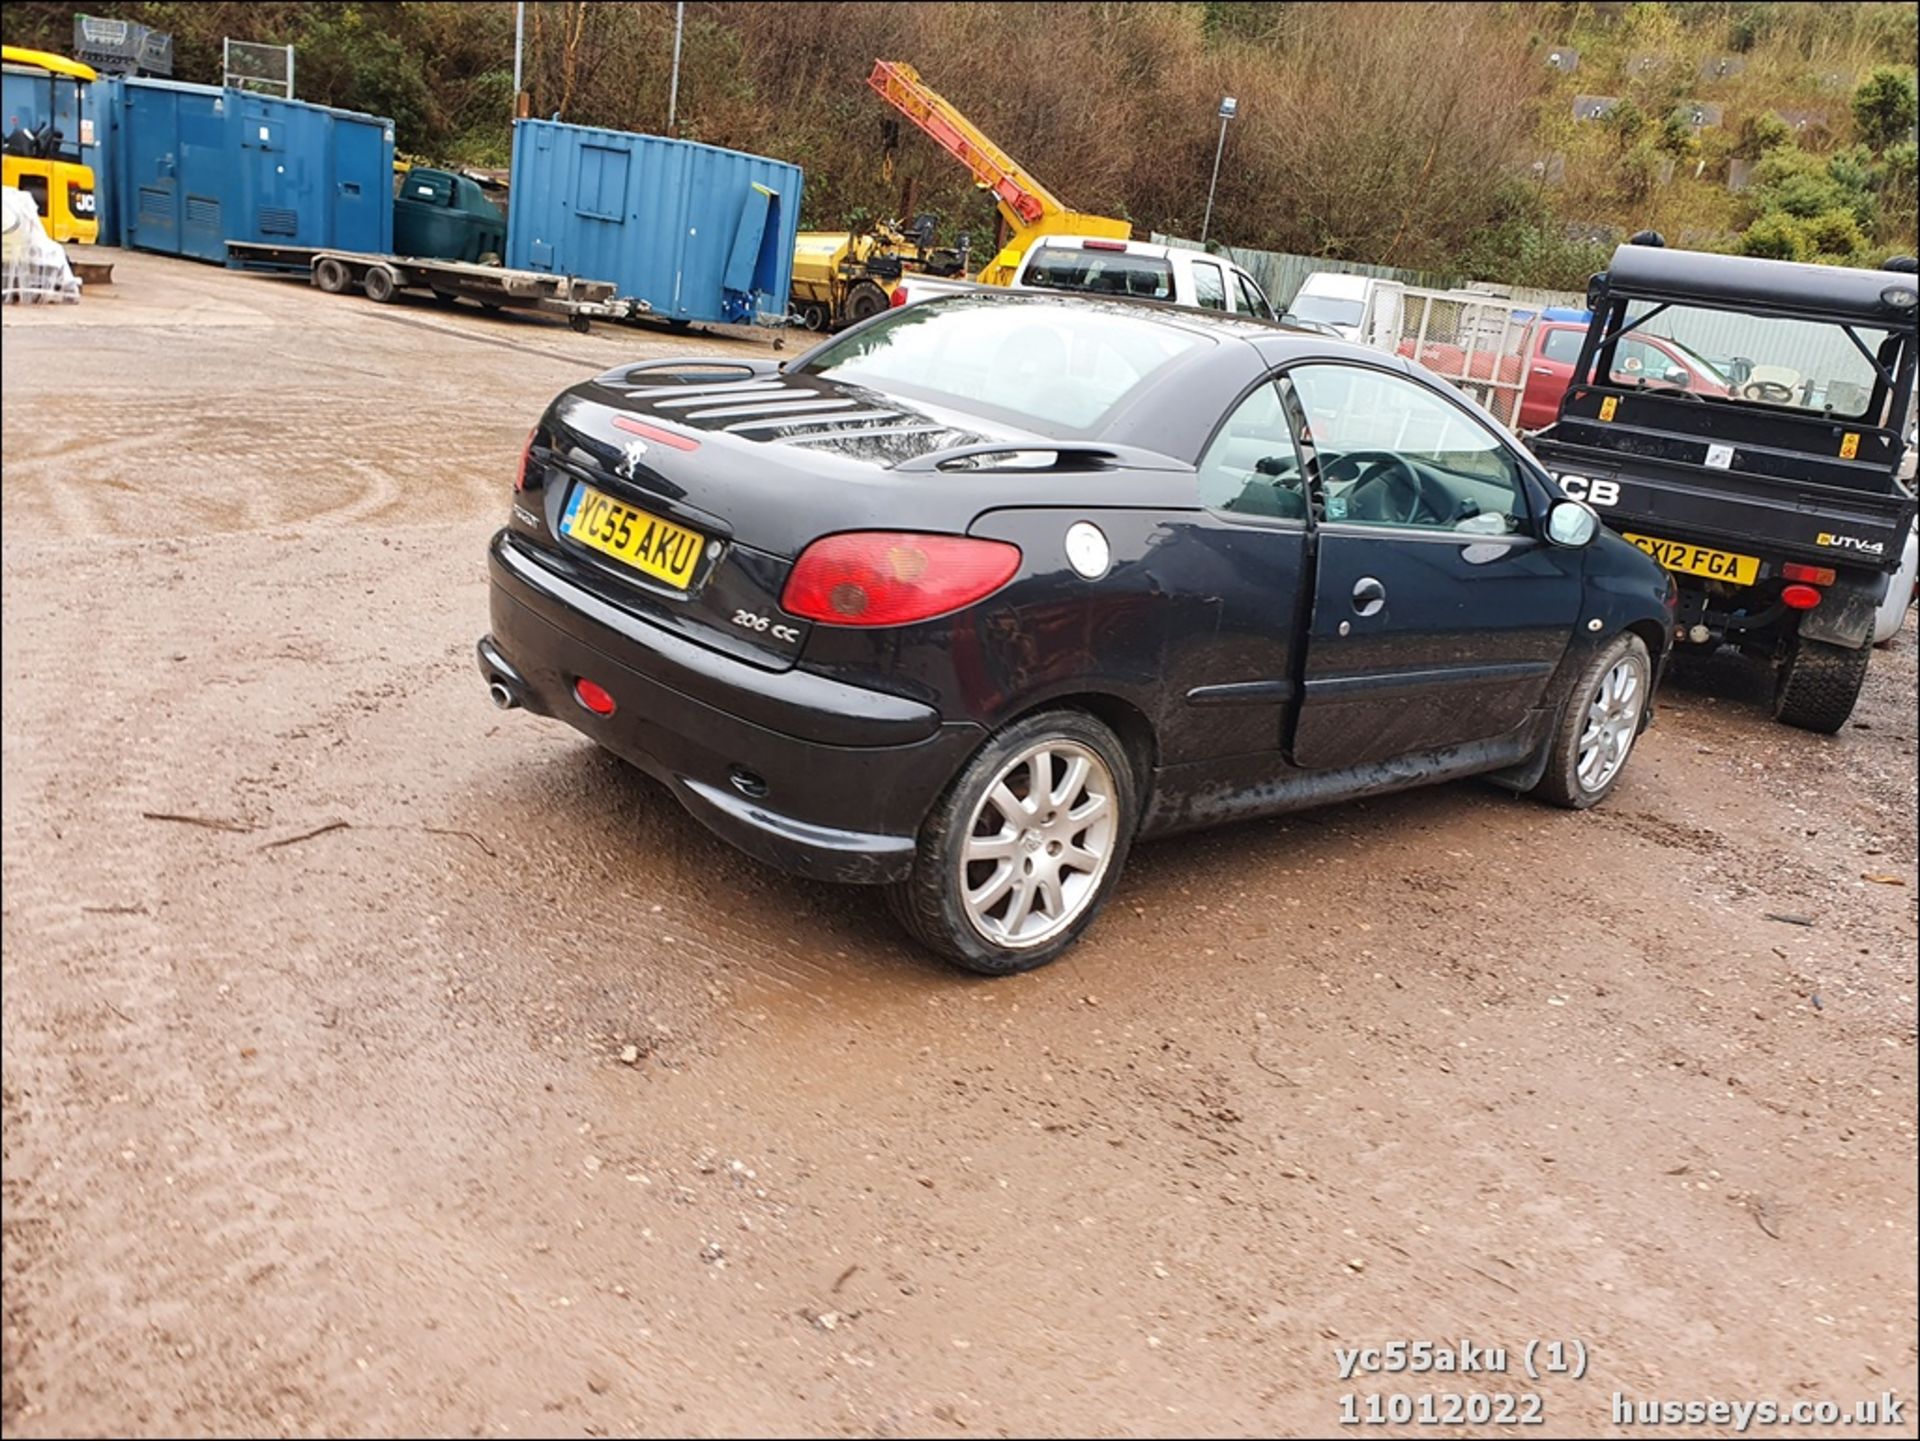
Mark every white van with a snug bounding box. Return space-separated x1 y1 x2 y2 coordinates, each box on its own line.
1283 272 1402 342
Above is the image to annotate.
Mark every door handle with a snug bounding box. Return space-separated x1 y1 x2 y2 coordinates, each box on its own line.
1351 576 1386 618
1532 365 1555 376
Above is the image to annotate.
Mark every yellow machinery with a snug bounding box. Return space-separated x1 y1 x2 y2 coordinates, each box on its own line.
790 59 1131 326
790 215 963 330
791 225 897 331
867 60 1129 285
1 46 100 244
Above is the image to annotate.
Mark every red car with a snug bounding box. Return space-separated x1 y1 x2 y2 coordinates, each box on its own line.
1399 322 1733 431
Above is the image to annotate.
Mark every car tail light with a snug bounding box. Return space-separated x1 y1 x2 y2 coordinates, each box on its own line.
1081 239 1128 251
890 286 908 308
1780 563 1835 585
573 677 617 715
781 532 1021 626
514 427 537 491
1781 584 1822 610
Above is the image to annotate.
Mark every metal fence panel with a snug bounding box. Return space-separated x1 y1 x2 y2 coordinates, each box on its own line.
1150 233 1582 313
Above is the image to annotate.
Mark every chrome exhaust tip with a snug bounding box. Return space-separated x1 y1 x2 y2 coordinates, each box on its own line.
487 680 518 711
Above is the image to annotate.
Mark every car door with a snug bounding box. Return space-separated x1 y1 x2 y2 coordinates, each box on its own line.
1157 378 1314 762
1283 362 1584 769
1232 269 1277 321
1190 259 1229 312
1521 325 1582 430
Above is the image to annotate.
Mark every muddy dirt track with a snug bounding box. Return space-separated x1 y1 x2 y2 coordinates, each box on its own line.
3 252 1916 1437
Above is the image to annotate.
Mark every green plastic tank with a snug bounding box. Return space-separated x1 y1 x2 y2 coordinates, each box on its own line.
392 167 506 263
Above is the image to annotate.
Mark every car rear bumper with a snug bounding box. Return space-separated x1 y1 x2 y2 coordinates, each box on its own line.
481 532 981 884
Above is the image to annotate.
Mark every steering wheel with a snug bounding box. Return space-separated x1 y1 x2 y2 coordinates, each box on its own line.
1741 378 1794 403
1331 450 1434 526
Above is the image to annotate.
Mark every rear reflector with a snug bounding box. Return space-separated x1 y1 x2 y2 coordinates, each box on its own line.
573 677 617 715
1780 584 1822 611
781 532 1021 627
1780 563 1836 585
612 416 701 452
890 287 908 308
1081 239 1128 251
514 427 537 491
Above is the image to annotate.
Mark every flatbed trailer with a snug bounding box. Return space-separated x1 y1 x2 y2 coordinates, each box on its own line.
224 242 648 332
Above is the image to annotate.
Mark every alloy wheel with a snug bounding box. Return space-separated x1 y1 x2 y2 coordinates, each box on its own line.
1577 655 1646 792
959 740 1118 949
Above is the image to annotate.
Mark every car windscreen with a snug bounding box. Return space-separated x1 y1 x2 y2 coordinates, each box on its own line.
1022 248 1174 300
1618 301 1889 419
1287 293 1364 328
794 299 1207 434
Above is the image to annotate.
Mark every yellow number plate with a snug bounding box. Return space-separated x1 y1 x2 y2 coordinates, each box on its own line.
1622 531 1759 585
562 484 706 588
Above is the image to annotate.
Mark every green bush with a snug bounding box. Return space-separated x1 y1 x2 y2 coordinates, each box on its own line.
1739 212 1812 261
1657 109 1701 159
1803 208 1867 258
1875 140 1918 242
1852 67 1919 151
1738 110 1796 158
1748 146 1875 226
1607 98 1649 145
1454 180 1609 289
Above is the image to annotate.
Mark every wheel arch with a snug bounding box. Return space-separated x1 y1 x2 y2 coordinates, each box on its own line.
1623 617 1668 668
1006 690 1159 803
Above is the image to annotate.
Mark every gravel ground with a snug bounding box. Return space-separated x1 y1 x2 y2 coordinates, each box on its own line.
3 251 1915 1437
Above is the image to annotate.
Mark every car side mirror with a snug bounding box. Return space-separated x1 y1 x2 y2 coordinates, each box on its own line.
1547 498 1600 548
1665 368 1690 387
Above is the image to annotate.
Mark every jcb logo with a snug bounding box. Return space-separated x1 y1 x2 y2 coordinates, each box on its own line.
1559 475 1619 507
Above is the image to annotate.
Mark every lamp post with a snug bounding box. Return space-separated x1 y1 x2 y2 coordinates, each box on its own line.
512 2 524 117
667 1 685 134
1200 95 1237 247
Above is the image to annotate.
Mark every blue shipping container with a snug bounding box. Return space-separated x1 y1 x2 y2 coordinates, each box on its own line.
108 79 392 263
506 119 800 326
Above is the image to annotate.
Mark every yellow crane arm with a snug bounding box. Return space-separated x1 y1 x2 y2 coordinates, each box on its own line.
867 60 1127 284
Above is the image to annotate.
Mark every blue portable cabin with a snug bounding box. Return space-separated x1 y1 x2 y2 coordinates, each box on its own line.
105 78 393 262
506 119 801 327
2 56 109 239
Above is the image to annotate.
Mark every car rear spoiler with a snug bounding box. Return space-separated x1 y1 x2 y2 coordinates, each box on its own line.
598 357 782 389
895 441 1191 473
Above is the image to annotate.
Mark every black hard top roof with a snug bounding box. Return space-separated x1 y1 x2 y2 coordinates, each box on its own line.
1596 244 1919 330
917 288 1395 364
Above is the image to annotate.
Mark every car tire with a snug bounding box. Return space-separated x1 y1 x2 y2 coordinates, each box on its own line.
1533 632 1652 810
886 711 1137 975
1772 633 1869 734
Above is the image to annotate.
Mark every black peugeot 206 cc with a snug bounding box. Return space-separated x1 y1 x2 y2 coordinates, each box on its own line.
479 293 1675 973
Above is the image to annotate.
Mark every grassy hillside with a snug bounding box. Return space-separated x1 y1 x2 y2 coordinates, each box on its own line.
6 1 1914 285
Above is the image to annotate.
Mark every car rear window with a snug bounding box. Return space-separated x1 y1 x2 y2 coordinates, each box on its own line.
795 298 1207 433
1022 247 1174 300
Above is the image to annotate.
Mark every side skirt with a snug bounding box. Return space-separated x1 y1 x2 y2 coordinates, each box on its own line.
1139 710 1555 838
